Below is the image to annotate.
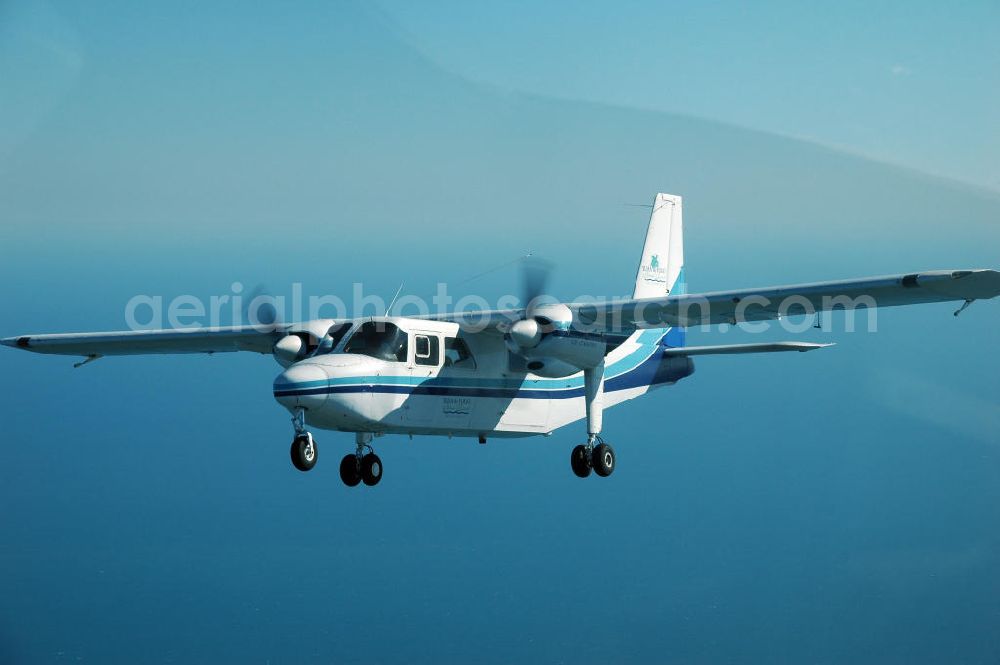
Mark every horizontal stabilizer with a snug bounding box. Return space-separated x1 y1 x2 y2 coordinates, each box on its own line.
661 342 833 356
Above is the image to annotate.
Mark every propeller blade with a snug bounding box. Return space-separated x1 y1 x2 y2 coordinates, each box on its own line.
245 284 280 327
521 256 553 309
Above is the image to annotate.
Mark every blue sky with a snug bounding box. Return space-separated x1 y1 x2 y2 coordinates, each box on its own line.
5 1 999 190
378 0 1000 189
1 2 999 663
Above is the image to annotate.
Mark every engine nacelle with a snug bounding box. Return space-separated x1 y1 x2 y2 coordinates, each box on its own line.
272 319 340 368
528 302 573 331
522 357 581 378
273 334 307 368
506 304 604 376
509 319 542 349
526 334 605 370
510 334 606 377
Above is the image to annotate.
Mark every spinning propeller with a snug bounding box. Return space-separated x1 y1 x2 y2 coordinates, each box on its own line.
243 284 305 366
244 284 280 328
520 255 553 313
509 256 572 351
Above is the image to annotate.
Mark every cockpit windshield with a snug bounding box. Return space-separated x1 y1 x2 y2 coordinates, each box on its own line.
342 322 408 362
312 323 352 356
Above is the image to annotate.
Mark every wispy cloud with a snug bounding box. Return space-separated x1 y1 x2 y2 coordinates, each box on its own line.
890 64 911 77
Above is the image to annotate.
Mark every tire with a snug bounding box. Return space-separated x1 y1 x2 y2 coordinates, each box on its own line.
290 435 317 472
339 454 361 487
592 443 615 477
361 453 383 486
571 445 592 478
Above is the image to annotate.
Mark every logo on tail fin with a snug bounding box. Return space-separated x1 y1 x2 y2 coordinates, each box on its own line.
641 253 666 283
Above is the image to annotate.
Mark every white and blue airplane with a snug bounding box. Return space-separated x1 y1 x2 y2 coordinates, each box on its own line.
4 193 999 486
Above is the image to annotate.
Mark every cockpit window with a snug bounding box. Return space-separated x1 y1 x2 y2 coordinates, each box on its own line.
326 323 351 350
343 322 408 362
312 323 352 356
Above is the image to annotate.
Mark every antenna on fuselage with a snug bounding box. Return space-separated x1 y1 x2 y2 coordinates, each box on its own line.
386 282 404 316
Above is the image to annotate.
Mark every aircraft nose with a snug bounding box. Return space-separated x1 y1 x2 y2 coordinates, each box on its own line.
273 362 329 412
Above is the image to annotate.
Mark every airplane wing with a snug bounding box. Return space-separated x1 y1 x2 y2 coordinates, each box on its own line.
6 270 998 359
661 342 833 356
1 325 285 359
437 269 1000 332
622 268 1000 328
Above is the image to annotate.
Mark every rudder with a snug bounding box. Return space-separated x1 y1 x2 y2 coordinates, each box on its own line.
633 193 684 299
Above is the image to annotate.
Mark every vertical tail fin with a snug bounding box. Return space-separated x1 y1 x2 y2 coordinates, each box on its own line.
633 193 684 299
632 193 686 348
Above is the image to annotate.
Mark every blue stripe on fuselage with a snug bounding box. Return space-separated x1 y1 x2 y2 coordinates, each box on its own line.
273 329 682 400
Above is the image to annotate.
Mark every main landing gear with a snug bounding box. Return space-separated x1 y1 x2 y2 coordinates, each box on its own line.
570 361 616 479
339 432 382 488
571 436 616 478
288 410 383 486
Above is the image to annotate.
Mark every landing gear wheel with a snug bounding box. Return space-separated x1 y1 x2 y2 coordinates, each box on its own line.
592 443 615 477
361 453 383 486
339 454 361 487
290 434 317 472
571 445 592 478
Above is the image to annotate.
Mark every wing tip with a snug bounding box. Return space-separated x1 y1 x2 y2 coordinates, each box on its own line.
799 342 836 352
942 268 1000 300
1 336 29 349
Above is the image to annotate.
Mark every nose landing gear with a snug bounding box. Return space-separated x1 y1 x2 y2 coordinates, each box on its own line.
339 432 382 488
290 409 318 472
290 433 318 471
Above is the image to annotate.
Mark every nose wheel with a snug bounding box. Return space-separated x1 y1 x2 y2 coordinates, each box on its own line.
290 433 318 472
288 409 318 472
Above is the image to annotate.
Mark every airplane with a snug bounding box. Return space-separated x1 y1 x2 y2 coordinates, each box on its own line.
4 193 999 487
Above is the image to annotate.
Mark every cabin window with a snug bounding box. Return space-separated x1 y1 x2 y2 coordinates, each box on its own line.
343 322 408 362
443 337 476 369
414 334 440 366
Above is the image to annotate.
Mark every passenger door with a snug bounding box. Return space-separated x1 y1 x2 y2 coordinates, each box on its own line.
403 331 443 426
435 336 476 429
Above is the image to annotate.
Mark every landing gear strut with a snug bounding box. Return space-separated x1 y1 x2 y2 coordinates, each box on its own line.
289 408 318 472
570 361 616 479
340 432 382 488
